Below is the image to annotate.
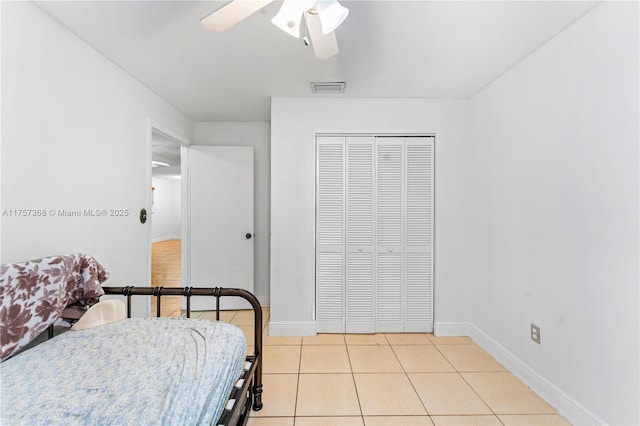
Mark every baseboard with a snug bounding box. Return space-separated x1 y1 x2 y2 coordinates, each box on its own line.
434 321 473 337
152 236 181 243
268 321 316 336
434 321 605 426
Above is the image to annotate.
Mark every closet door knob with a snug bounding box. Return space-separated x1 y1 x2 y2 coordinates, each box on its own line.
388 247 393 252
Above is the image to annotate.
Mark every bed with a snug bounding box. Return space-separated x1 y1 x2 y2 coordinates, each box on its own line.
0 255 263 426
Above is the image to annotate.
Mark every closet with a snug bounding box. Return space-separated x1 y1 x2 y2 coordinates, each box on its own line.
316 135 434 333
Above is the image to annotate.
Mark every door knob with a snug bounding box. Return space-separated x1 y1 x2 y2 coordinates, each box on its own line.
245 233 253 239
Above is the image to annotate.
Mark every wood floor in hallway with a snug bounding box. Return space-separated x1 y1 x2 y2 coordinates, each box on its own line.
151 239 182 317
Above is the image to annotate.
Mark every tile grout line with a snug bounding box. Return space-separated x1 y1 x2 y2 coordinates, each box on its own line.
432 343 505 424
388 342 432 419
292 335 303 421
344 338 365 420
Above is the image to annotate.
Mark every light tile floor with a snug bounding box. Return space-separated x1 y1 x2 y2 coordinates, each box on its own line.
148 244 558 424
186 307 570 426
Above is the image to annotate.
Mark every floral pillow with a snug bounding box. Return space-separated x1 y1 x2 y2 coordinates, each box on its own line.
0 254 108 360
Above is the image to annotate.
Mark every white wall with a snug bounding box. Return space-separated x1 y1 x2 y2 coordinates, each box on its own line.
3 1 636 423
151 177 181 242
270 98 471 334
468 2 638 425
270 4 638 423
194 122 271 305
1 2 193 316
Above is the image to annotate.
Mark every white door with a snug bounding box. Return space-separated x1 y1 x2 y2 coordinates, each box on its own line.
375 138 405 332
404 138 434 332
315 135 434 334
345 137 375 333
187 146 254 310
316 137 346 332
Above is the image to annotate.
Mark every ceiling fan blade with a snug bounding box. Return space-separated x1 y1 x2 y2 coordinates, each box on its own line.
305 12 339 59
201 0 275 32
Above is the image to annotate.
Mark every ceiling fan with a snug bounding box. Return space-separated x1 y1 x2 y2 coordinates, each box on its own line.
200 0 349 59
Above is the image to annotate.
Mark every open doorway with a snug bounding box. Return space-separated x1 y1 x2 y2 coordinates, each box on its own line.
150 129 184 317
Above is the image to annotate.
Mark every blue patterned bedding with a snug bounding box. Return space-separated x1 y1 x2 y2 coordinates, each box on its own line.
1 318 247 425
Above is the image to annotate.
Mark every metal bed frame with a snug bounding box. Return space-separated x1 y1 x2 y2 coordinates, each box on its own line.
100 286 263 426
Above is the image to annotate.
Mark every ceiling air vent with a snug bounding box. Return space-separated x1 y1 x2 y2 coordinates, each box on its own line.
311 82 345 94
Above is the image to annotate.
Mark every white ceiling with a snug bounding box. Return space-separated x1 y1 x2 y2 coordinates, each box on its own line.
35 1 599 122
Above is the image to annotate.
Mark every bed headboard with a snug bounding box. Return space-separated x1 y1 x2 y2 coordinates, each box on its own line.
0 254 108 360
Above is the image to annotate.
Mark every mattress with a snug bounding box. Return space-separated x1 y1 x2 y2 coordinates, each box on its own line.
1 317 247 425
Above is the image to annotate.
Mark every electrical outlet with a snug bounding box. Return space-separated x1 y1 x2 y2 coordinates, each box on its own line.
531 323 541 344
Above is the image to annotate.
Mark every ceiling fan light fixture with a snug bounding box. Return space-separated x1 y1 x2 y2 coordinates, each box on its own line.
272 0 316 38
315 0 349 34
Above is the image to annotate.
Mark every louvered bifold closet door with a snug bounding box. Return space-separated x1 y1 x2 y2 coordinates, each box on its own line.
345 137 375 333
316 137 346 333
375 138 405 332
404 137 434 332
